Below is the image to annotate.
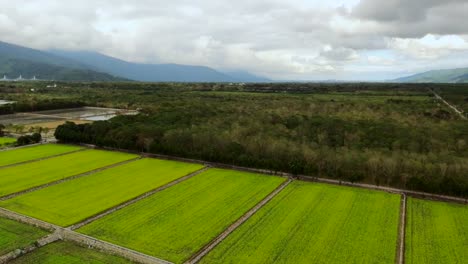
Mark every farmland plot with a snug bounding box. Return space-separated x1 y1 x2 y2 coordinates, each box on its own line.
406 198 468 264
79 169 285 264
201 181 400 264
10 241 134 264
0 217 47 255
0 158 204 226
0 137 16 147
0 144 81 167
0 149 137 197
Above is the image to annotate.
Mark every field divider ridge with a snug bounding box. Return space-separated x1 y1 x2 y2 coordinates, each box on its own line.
68 166 211 230
0 147 87 170
0 232 62 264
0 156 142 201
185 178 293 264
396 194 407 264
0 206 173 264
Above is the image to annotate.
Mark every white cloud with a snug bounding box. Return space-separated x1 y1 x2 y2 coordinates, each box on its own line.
0 0 467 80
388 34 468 59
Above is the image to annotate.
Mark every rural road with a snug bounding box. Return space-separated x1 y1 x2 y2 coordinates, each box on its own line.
430 89 466 120
0 207 172 264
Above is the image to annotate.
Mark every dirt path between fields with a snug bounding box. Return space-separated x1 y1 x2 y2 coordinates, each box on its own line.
0 147 86 170
396 194 407 264
430 89 466 120
0 232 61 264
0 157 142 201
185 178 293 264
69 166 210 230
0 207 172 264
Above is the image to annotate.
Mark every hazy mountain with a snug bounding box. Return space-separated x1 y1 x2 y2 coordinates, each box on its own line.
0 41 123 81
0 40 270 82
49 50 235 82
393 67 468 83
224 71 271 83
50 50 270 83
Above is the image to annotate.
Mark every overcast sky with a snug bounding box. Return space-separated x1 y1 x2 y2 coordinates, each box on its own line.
1 0 468 80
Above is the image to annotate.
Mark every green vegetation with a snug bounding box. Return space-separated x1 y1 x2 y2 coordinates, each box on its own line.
16 132 41 146
79 169 285 263
0 158 203 226
406 198 468 264
0 217 48 255
0 149 137 197
2 82 468 197
201 181 400 264
10 241 134 264
0 136 16 147
0 144 81 167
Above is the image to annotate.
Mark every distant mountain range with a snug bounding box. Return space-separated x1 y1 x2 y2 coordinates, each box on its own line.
0 41 126 81
0 40 269 82
393 68 468 83
3 40 468 83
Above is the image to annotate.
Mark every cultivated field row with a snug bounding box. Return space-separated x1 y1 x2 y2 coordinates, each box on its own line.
0 144 466 263
108 144 467 205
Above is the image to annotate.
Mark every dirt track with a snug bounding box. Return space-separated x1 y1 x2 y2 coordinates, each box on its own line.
0 207 172 264
431 89 466 120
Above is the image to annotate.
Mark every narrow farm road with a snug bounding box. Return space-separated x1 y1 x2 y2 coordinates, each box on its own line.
430 89 466 120
0 232 61 264
396 194 407 264
0 207 172 264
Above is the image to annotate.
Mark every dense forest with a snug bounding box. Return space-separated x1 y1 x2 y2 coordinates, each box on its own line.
2 82 468 197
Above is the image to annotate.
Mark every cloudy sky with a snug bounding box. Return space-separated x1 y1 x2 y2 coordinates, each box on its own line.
1 0 468 80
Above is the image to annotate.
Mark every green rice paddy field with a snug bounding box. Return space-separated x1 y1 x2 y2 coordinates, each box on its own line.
10 241 134 264
0 149 137 197
0 144 81 167
0 158 204 226
79 169 286 264
201 181 401 264
0 137 16 147
0 217 47 255
406 198 468 264
0 144 466 264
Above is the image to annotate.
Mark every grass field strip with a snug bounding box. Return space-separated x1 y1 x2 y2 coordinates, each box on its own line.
186 178 292 264
0 157 142 201
397 194 407 264
405 198 468 264
0 207 172 264
0 148 86 170
69 166 210 230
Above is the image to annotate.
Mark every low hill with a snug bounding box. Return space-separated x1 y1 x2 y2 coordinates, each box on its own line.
393 67 468 83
